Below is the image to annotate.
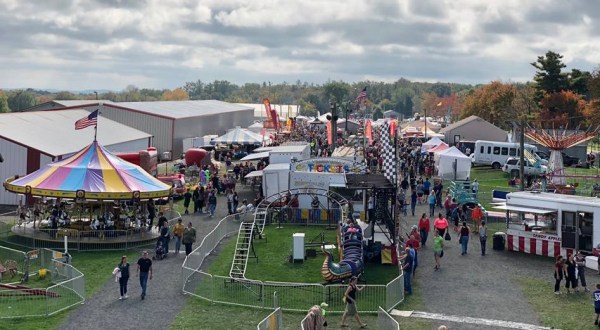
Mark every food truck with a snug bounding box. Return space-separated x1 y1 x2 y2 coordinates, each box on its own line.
499 191 597 258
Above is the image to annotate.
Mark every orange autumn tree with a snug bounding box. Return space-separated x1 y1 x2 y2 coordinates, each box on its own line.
420 92 462 119
161 88 189 101
583 68 600 127
461 81 517 130
538 90 586 127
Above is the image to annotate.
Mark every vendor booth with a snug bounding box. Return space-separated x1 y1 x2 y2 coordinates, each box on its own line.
436 147 471 180
498 191 597 258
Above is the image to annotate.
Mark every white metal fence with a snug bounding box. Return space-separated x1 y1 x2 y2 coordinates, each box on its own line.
181 213 404 314
378 306 400 330
257 307 283 330
0 248 85 319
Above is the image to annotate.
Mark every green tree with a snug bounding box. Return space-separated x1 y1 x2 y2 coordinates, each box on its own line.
568 69 591 99
323 81 350 103
0 91 10 113
7 90 36 111
531 51 569 101
54 91 78 100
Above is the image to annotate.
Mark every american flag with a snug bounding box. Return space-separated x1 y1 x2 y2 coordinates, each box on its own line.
355 87 368 104
75 110 98 130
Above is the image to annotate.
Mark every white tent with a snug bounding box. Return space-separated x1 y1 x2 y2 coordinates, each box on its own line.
437 146 471 180
247 122 264 133
213 127 271 145
421 137 444 153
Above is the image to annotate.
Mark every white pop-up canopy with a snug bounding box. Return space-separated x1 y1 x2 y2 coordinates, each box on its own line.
213 127 271 145
437 146 471 180
421 137 444 153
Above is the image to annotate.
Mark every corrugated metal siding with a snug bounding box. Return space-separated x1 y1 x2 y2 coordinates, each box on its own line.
0 138 27 205
98 106 173 154
172 109 254 156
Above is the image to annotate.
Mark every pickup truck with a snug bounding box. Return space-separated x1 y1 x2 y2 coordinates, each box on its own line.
502 157 548 177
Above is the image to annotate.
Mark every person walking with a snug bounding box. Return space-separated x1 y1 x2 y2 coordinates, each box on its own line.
433 213 449 239
479 221 488 256
160 221 171 254
593 283 600 326
554 255 566 294
183 189 192 215
172 218 185 254
472 179 479 199
575 251 589 292
459 221 470 255
198 186 206 213
136 251 153 300
340 276 367 328
418 213 430 247
410 190 417 216
432 230 444 270
471 204 483 234
117 256 130 300
565 253 578 294
428 192 436 217
207 191 217 217
182 221 197 256
192 187 201 213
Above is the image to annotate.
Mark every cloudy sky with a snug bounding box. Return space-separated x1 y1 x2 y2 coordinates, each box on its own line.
1 0 599 91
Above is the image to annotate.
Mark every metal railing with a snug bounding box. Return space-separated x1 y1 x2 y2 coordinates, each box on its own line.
257 307 283 330
0 248 85 319
0 210 181 251
0 245 27 281
181 212 404 314
378 306 400 330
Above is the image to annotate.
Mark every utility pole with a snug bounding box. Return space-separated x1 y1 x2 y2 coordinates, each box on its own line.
327 102 339 151
518 120 525 191
424 108 428 140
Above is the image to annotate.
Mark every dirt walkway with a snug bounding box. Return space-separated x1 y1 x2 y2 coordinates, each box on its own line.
400 203 552 329
58 186 256 330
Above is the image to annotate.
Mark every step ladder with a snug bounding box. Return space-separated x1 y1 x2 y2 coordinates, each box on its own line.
229 220 255 279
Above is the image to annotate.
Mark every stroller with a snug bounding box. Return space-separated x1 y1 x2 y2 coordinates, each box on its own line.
153 238 167 260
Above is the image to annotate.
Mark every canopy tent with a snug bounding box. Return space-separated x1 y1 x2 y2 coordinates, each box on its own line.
245 170 264 178
429 142 449 153
240 151 270 161
436 146 471 180
421 137 444 153
246 122 264 133
2 141 172 200
213 127 272 145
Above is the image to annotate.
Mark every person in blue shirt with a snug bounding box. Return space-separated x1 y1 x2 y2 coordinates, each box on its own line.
594 283 600 326
423 178 431 196
403 245 415 295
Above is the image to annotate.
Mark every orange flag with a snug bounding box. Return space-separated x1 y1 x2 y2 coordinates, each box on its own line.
327 121 333 145
365 120 373 145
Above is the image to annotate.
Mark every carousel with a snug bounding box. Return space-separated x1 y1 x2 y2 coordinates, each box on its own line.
2 141 174 250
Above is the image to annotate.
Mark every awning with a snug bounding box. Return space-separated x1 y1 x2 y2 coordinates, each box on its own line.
245 170 264 178
492 204 556 214
240 152 270 161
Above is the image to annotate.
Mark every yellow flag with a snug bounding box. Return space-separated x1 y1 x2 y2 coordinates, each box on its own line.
437 101 443 107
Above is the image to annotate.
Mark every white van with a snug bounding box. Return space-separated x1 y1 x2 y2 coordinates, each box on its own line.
473 140 538 169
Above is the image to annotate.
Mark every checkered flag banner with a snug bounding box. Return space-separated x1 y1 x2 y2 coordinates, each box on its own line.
379 120 397 185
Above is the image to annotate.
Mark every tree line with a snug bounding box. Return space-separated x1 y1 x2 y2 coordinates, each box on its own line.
1 50 598 130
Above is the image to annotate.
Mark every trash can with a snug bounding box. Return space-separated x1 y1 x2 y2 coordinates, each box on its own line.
493 232 506 251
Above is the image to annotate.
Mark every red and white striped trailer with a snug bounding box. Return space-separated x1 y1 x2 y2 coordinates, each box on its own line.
500 191 597 258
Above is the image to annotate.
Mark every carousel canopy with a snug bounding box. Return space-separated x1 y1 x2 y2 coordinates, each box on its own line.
213 127 271 145
3 141 172 200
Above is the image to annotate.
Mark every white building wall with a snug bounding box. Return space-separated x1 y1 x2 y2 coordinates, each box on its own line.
104 138 150 153
0 138 27 205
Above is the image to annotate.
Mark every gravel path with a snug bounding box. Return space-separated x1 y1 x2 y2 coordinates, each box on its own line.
58 185 256 330
401 203 553 329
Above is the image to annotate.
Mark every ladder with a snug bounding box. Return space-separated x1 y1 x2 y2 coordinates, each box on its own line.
229 220 255 279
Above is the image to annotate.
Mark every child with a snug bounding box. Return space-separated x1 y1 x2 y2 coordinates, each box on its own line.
595 283 600 326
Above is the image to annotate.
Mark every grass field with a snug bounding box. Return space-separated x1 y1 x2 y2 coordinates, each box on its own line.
1 248 140 329
517 276 594 330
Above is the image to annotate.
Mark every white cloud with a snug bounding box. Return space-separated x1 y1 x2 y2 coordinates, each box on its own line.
0 0 599 90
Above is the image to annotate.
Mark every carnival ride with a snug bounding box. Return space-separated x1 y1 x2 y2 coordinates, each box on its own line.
525 127 599 193
321 224 364 282
2 141 173 249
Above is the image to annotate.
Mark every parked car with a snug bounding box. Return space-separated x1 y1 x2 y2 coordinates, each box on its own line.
535 150 550 160
561 152 579 166
503 157 548 177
